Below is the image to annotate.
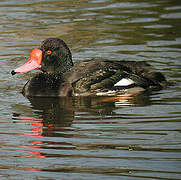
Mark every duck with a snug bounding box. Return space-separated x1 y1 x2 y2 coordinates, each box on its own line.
11 38 167 97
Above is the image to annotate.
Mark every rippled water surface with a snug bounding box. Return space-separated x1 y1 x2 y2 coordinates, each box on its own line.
0 0 181 179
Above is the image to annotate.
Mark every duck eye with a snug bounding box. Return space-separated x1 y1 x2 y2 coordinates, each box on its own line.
46 50 52 55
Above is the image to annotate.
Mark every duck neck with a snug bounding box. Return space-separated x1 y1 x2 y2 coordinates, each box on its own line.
58 55 74 74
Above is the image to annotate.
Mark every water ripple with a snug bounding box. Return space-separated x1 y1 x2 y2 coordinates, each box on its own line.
0 0 181 179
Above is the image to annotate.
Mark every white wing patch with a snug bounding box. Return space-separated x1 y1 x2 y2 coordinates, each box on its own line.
114 78 135 87
96 90 116 96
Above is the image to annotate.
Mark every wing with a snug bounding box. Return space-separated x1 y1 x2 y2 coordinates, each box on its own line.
62 58 167 95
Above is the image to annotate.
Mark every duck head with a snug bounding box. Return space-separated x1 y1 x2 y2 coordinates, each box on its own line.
11 38 73 75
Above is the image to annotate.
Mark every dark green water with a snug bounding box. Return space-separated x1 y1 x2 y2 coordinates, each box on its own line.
0 0 181 179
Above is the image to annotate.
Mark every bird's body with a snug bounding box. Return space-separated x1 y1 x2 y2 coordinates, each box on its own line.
12 38 167 97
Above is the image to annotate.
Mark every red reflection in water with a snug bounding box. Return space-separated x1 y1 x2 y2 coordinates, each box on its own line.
13 114 53 161
21 118 44 137
17 147 46 159
14 166 42 172
14 114 54 137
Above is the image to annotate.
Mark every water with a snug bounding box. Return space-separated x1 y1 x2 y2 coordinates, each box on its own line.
0 0 181 179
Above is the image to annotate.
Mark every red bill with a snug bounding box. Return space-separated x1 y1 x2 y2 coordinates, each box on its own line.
11 48 42 75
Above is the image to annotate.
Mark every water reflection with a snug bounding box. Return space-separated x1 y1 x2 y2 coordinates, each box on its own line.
11 94 153 170
12 94 152 138
25 95 150 117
